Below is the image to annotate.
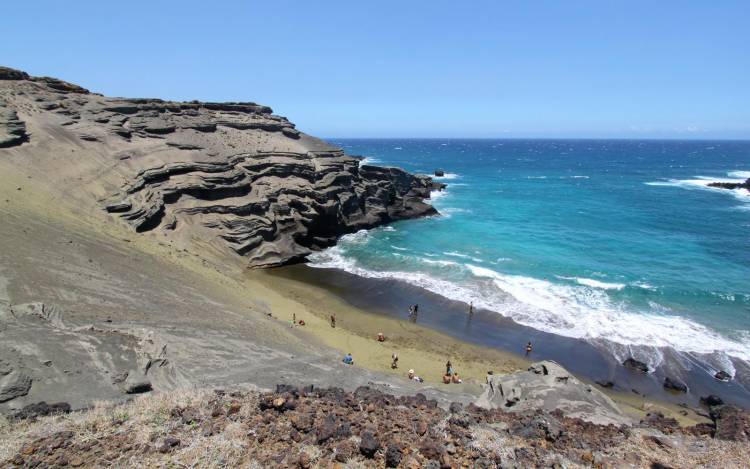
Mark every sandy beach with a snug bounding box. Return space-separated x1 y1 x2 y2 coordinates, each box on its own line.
253 266 712 426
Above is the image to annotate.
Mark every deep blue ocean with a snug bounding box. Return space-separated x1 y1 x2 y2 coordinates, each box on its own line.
311 139 750 377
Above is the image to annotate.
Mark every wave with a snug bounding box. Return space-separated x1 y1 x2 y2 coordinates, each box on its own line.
444 251 483 263
728 170 750 179
558 276 626 290
358 157 380 166
308 247 750 365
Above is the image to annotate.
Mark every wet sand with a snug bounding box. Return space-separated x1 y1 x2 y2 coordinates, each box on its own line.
255 265 722 425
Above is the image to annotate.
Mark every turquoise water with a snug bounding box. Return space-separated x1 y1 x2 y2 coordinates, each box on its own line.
310 139 750 376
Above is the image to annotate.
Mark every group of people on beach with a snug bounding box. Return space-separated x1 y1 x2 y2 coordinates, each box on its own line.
331 301 536 385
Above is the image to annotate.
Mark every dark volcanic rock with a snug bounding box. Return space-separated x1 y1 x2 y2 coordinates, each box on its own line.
708 178 750 191
14 401 71 420
623 358 649 373
385 445 402 467
714 370 732 381
663 377 687 393
700 394 724 407
358 431 380 458
710 405 750 442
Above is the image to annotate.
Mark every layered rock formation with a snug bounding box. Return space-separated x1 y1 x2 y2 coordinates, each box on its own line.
0 66 441 267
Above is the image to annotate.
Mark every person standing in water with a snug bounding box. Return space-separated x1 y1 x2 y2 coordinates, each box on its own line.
525 341 533 355
468 302 474 316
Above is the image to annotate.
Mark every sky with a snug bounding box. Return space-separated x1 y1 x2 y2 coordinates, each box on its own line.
2 1 748 139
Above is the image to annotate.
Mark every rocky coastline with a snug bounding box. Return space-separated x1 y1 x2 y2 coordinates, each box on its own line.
0 65 442 267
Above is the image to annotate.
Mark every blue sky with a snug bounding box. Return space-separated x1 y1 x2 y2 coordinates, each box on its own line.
2 1 748 139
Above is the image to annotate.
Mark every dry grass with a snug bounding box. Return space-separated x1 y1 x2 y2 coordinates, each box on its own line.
0 387 262 468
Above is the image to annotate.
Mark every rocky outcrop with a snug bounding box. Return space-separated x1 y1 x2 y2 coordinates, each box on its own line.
0 105 27 148
0 66 440 267
0 301 182 411
6 385 748 469
476 361 629 426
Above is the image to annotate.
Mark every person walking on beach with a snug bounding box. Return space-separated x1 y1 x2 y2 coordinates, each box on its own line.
445 360 452 375
391 353 398 369
330 314 336 328
525 341 533 355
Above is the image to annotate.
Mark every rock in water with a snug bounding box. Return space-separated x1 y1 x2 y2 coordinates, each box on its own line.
714 370 731 381
623 358 649 373
477 360 629 426
708 178 750 191
663 376 688 393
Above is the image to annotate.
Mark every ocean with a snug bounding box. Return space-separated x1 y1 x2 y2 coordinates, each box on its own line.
308 139 750 385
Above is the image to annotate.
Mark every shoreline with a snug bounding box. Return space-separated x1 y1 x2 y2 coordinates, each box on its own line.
252 265 717 426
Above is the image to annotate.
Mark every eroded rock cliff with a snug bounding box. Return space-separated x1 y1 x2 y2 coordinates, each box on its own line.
0 66 440 267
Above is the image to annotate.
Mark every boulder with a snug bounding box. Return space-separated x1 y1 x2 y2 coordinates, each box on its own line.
477 361 629 426
700 395 724 407
623 358 649 373
385 445 402 467
714 370 732 382
359 431 380 458
663 377 687 393
710 405 750 442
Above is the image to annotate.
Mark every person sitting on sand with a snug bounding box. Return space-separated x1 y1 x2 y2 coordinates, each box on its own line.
525 341 533 355
442 373 452 384
343 353 353 365
408 369 423 383
330 314 336 328
377 332 385 342
452 372 462 384
391 353 399 369
298 319 305 326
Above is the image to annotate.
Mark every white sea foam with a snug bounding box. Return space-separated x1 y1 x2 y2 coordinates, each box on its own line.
444 251 483 263
308 247 750 363
728 170 750 179
420 258 461 267
558 276 626 290
429 190 448 201
390 245 407 251
358 157 380 166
